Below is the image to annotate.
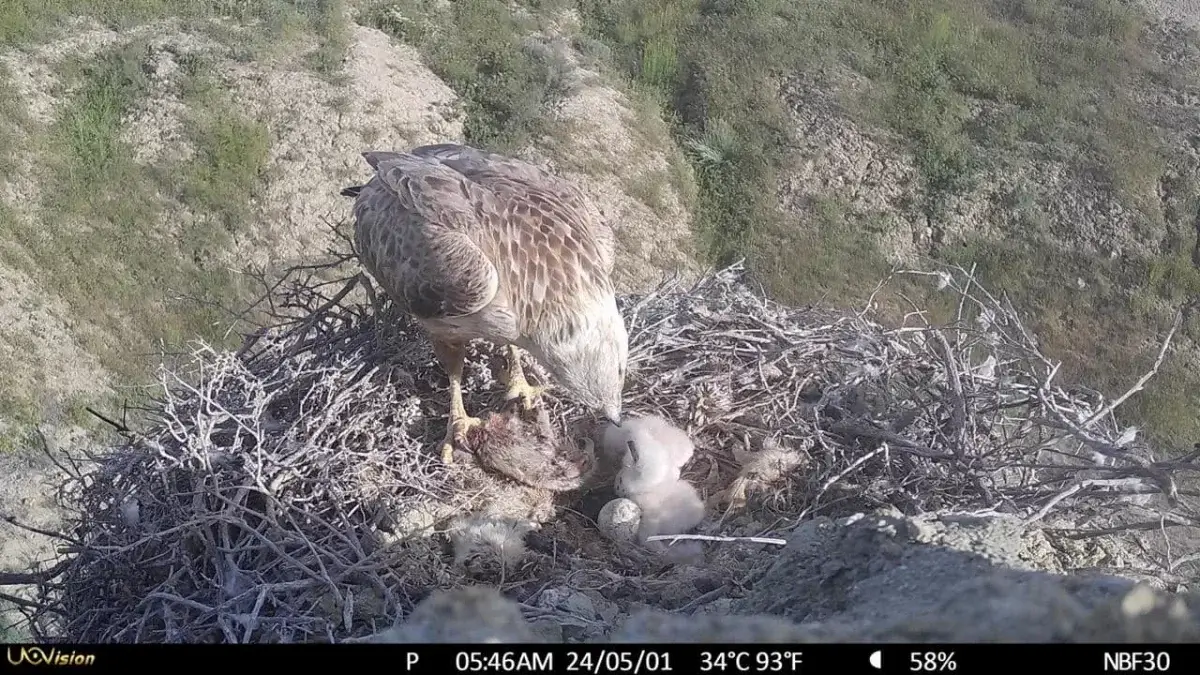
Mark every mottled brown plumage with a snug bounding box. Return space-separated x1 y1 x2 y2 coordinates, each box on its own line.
342 144 629 464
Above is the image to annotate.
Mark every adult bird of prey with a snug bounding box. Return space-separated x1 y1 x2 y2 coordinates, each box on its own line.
340 143 629 465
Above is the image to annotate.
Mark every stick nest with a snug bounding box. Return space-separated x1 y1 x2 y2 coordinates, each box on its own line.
12 247 1199 643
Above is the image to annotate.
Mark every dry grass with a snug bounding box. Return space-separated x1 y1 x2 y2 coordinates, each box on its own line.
2 226 1196 642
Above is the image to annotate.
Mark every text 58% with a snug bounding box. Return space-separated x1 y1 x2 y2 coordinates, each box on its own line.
910 652 957 672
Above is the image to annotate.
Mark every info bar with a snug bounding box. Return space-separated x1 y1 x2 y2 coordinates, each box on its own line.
2 643 1193 674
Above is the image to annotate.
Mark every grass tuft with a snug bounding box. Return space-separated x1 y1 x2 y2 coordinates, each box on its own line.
364 0 570 153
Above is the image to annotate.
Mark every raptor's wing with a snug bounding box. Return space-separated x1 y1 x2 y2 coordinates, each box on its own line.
348 151 499 320
410 143 617 276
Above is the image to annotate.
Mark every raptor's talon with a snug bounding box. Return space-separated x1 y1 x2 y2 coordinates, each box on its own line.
440 414 483 464
500 345 546 412
505 380 547 412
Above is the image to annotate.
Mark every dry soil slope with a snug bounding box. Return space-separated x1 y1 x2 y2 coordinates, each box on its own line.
771 0 1200 446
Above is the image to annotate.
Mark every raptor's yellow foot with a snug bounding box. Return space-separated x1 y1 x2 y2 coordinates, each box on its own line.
500 346 547 412
440 414 484 464
504 379 547 413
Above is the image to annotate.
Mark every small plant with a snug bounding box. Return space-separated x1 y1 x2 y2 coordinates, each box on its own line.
179 109 271 232
366 0 571 153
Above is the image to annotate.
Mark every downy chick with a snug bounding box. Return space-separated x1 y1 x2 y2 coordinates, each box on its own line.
602 414 694 471
610 435 707 564
606 415 694 495
634 478 705 544
449 515 538 574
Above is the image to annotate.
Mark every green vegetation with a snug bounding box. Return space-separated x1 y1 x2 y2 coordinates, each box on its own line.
178 86 272 235
0 0 351 72
1 0 174 45
364 0 571 153
0 0 354 445
0 42 268 441
305 0 352 78
578 0 1162 273
0 64 23 178
38 43 250 364
569 0 1196 447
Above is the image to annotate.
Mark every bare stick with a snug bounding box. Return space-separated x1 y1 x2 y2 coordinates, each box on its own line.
645 534 788 546
1080 308 1183 430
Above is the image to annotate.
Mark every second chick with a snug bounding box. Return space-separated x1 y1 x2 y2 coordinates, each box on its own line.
603 413 695 495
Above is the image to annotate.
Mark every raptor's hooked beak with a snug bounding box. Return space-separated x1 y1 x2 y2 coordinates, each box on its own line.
602 405 621 427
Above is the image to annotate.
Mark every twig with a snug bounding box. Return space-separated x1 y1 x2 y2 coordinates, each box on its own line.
1 515 78 545
1079 309 1183 430
0 560 71 587
672 583 732 613
644 534 788 546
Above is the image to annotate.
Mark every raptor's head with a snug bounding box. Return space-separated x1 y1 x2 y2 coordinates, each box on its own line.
529 293 628 426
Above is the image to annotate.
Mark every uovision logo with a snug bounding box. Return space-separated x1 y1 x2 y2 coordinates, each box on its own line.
5 647 96 667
